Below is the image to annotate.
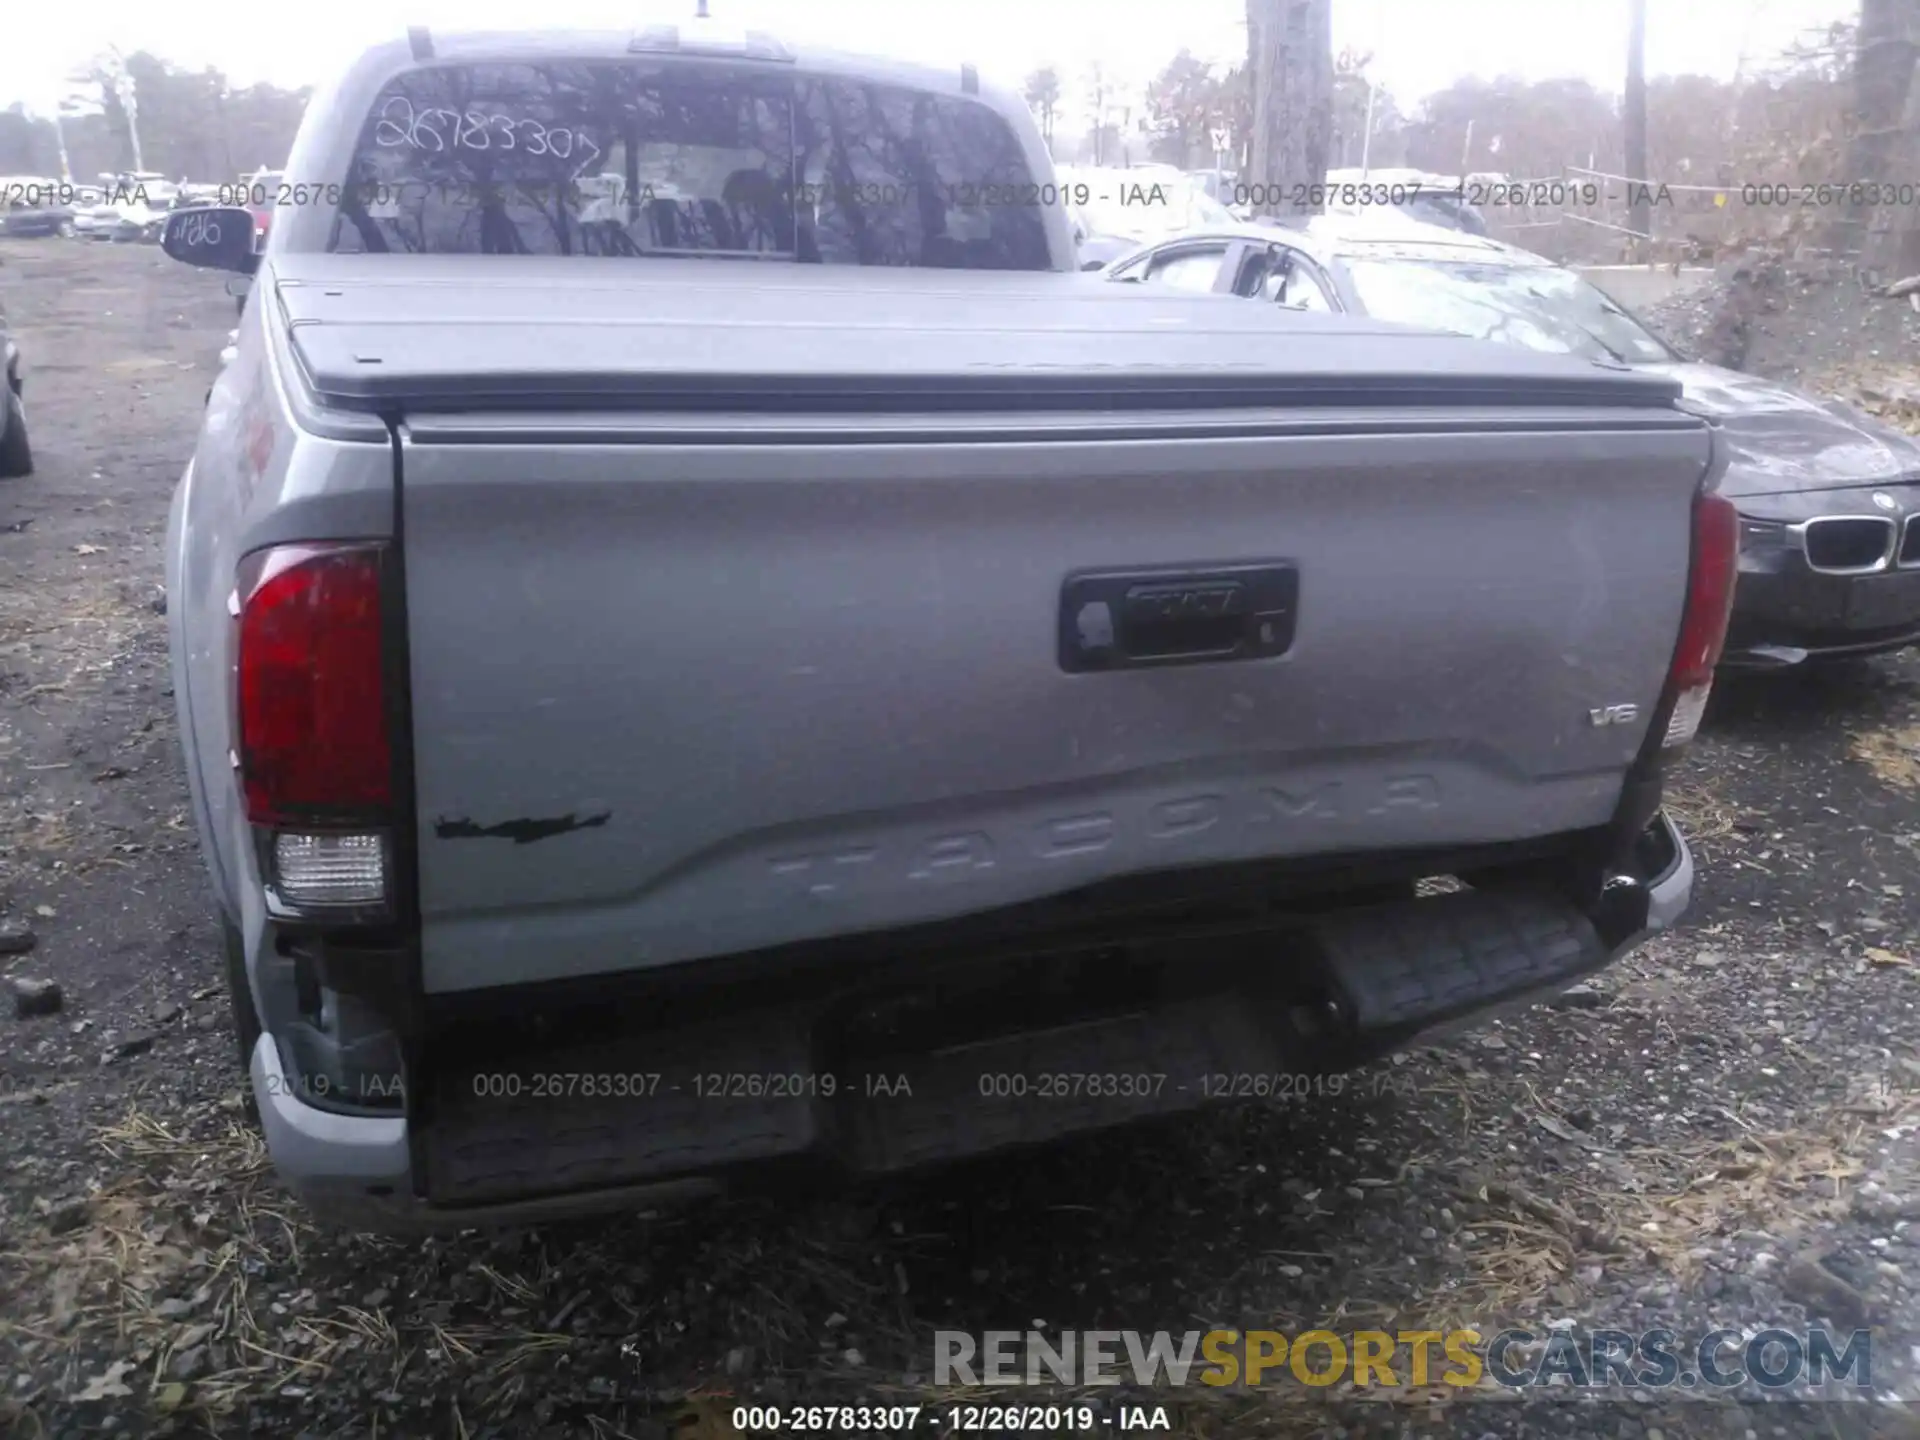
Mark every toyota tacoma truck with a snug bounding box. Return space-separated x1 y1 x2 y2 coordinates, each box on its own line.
159 21 1735 1232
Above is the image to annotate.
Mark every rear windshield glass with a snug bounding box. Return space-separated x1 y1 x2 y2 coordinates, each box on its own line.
329 61 1051 269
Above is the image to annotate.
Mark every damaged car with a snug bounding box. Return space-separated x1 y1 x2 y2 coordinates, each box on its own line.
1109 213 1920 668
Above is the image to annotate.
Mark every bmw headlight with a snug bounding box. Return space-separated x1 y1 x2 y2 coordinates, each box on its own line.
1738 515 1791 549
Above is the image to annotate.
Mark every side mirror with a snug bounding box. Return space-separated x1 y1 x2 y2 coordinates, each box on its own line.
161 206 258 275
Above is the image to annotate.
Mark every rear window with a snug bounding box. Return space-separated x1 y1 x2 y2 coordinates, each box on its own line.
329 61 1052 269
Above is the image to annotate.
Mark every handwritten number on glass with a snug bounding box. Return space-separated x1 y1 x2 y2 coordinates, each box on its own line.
372 95 599 170
177 210 221 248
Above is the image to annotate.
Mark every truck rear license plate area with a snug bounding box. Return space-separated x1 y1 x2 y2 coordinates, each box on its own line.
424 1012 821 1206
417 880 1618 1209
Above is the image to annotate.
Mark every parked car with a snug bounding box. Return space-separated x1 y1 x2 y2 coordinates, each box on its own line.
1107 213 1920 667
1194 169 1239 207
1061 163 1236 268
238 168 284 252
1322 169 1491 236
157 22 1729 1233
50 187 102 237
0 294 31 477
0 180 74 238
106 201 171 243
103 178 185 243
70 196 118 239
0 203 72 238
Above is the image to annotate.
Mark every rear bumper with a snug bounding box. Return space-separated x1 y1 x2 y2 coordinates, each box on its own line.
254 814 1693 1234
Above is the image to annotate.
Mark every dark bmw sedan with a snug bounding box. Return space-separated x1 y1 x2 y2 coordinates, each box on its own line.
1107 213 1920 668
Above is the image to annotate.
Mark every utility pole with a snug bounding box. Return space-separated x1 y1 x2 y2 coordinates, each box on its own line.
52 115 74 185
1359 81 1377 173
1625 0 1650 257
92 49 145 176
52 78 104 185
1358 0 1386 178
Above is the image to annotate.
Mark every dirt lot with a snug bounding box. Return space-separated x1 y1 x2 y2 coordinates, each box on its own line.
2 239 1919 1440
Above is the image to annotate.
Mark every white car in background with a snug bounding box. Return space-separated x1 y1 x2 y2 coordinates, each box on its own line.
1322 167 1495 235
106 189 182 243
1059 163 1235 268
68 190 115 238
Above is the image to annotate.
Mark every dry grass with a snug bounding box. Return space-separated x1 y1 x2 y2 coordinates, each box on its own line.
1850 724 1920 792
1427 1069 1920 1327
1662 779 1743 842
1 1108 314 1419
7 1103 795 1424
5 1064 1914 1426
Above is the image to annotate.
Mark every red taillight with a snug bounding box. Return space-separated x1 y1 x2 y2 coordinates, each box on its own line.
1660 491 1739 748
236 544 390 824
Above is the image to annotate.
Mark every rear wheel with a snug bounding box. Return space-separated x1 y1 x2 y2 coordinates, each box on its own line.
0 388 31 478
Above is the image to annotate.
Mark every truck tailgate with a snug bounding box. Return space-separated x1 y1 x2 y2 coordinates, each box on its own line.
393 411 1712 995
265 261 1713 993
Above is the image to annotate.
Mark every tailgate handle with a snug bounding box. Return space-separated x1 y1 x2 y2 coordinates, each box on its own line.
1059 562 1299 673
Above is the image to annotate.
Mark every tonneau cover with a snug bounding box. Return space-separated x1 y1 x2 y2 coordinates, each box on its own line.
270 256 1686 414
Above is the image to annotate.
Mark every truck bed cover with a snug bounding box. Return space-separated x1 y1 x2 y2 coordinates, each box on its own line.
271 256 1687 415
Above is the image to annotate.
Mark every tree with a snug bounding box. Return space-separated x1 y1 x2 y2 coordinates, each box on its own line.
1625 0 1651 255
1851 0 1920 275
1407 77 1616 182
0 53 308 184
1023 66 1061 146
1082 61 1114 165
1218 65 1254 170
1082 60 1113 165
1144 51 1224 169
1330 48 1400 169
1244 0 1333 214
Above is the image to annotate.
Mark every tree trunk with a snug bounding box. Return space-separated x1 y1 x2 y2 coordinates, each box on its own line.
1246 0 1333 216
1856 0 1920 276
1624 0 1651 258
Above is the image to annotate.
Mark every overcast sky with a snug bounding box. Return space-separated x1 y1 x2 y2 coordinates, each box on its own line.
2 0 1853 119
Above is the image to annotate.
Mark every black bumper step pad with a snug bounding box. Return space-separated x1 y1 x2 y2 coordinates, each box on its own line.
1305 885 1605 1035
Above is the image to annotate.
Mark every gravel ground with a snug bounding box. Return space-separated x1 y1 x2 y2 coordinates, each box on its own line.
2 239 1918 1440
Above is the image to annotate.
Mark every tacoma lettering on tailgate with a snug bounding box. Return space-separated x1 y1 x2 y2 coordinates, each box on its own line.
767 775 1441 898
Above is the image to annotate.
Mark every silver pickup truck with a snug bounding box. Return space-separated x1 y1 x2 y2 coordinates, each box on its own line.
158 23 1737 1232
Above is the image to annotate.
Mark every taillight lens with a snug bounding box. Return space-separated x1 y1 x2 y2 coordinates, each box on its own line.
236 543 390 824
1661 491 1739 749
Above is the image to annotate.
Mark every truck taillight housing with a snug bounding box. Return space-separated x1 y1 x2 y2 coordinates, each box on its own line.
1660 491 1739 749
235 543 392 912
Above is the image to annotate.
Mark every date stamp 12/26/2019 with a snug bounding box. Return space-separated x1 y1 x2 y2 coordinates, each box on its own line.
669 1399 1178 1433
449 1068 1416 1105
218 1067 1418 1111
972 1069 1415 1102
